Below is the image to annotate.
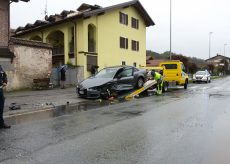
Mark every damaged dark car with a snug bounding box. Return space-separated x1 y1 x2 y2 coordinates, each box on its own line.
76 66 146 99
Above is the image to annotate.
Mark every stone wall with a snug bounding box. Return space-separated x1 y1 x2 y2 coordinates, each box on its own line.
0 0 9 47
5 38 53 91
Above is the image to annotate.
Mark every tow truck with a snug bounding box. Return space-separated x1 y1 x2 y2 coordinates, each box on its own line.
124 60 189 100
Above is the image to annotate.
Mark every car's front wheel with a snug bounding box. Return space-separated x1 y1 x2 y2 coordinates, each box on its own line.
100 88 111 100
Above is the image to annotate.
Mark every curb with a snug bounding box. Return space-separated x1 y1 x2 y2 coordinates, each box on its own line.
4 106 55 119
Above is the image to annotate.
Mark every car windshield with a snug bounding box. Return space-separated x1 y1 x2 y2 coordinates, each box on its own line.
95 68 119 78
196 71 206 75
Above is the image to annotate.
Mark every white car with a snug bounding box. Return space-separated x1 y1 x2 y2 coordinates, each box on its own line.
193 70 211 83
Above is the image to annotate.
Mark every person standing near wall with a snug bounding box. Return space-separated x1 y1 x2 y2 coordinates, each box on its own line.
0 65 10 129
90 65 99 76
60 65 67 89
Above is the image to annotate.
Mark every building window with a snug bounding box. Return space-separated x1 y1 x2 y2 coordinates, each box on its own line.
122 61 126 65
132 17 139 29
88 24 96 52
133 62 137 67
132 40 139 51
120 37 128 49
87 56 97 71
119 12 128 25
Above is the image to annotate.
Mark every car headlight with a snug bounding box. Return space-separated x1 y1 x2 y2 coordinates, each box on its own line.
76 83 83 88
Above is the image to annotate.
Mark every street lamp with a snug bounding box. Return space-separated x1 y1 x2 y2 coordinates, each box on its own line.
169 0 172 60
209 32 213 59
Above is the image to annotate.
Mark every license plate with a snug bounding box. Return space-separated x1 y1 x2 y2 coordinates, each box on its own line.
79 90 84 94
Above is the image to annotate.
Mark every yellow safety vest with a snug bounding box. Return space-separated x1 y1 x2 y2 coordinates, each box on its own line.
154 72 161 81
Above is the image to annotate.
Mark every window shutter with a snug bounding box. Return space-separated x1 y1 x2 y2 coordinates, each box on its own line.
132 40 134 50
131 18 134 28
126 38 128 49
120 37 123 48
137 41 139 51
126 15 128 25
122 61 126 65
119 12 122 23
137 20 139 29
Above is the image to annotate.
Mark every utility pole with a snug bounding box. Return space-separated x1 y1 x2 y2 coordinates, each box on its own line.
44 0 48 17
169 0 172 60
209 32 213 59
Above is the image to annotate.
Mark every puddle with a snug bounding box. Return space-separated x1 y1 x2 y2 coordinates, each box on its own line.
209 92 230 99
121 110 144 116
115 110 145 117
4 100 119 126
4 89 171 126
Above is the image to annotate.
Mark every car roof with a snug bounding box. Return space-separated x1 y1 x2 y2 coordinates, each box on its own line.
104 65 134 69
196 70 207 74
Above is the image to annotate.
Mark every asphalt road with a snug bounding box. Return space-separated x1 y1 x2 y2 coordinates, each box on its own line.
1 76 230 164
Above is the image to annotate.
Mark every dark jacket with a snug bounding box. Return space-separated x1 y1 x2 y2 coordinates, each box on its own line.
60 68 66 81
0 66 7 87
90 65 99 75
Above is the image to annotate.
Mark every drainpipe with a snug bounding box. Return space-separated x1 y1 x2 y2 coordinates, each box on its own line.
70 21 77 66
8 1 13 46
74 22 77 65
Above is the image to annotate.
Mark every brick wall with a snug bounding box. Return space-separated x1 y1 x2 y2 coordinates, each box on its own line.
0 0 9 47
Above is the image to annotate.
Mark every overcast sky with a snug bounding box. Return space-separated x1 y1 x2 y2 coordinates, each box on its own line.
10 0 230 59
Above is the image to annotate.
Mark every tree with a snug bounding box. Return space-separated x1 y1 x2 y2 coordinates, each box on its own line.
171 54 189 71
145 50 207 73
207 64 214 74
188 62 198 74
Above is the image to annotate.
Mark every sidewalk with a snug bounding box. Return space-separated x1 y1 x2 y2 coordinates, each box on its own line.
4 86 87 117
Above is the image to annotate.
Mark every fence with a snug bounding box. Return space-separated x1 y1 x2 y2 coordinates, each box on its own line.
50 66 84 87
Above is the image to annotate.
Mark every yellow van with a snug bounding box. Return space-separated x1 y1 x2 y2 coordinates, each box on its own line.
159 60 189 89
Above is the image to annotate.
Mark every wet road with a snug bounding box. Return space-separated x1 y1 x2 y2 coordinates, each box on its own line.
1 76 230 164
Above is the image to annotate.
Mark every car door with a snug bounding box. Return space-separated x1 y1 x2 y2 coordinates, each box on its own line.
180 63 187 83
116 68 134 91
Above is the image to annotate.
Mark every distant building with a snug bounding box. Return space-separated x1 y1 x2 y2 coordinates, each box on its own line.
146 59 167 67
13 0 155 78
205 54 230 74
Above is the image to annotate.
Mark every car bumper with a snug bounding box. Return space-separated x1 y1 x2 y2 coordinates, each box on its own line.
193 78 208 82
76 88 101 99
